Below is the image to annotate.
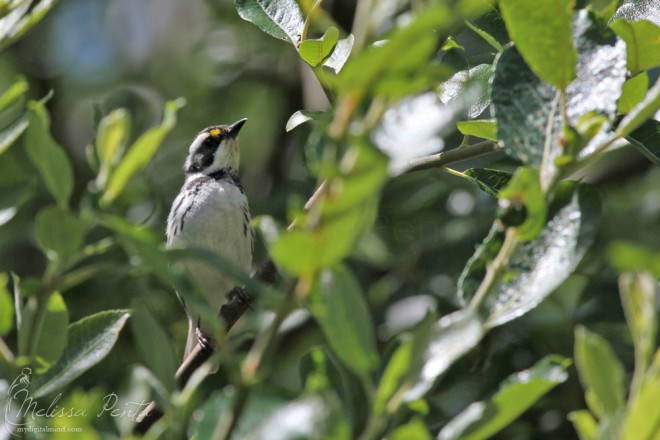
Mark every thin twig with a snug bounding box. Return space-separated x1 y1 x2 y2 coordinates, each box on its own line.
406 140 501 173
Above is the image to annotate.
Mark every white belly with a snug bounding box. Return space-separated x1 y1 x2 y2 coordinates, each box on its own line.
167 176 252 315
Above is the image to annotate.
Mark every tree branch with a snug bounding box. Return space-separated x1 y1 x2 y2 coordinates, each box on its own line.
406 140 502 173
134 259 277 434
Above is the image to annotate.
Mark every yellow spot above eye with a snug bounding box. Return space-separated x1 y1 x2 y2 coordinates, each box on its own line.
209 128 221 136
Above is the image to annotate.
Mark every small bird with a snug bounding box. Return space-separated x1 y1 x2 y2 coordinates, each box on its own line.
166 119 253 357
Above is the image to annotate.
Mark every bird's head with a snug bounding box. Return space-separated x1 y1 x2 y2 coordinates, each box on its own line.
184 118 247 176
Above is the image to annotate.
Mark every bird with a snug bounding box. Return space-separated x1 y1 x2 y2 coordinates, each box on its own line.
166 118 253 358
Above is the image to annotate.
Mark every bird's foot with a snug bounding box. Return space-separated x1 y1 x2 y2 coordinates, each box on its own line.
195 328 215 351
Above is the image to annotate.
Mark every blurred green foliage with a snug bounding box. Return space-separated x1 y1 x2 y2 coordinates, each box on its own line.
0 0 659 439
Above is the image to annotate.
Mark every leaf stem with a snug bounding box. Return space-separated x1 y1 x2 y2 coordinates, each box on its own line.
406 140 501 173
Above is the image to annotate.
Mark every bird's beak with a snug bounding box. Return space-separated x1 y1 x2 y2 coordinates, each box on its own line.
228 118 247 137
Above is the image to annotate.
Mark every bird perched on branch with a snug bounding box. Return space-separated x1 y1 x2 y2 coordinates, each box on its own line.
166 119 253 357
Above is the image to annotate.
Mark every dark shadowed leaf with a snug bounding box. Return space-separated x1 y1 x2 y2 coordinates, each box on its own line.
31 310 130 398
235 0 304 45
463 168 512 197
299 27 338 66
458 224 505 306
610 0 660 72
24 99 74 209
493 13 626 170
498 167 546 241
499 0 576 89
438 356 570 440
607 241 660 277
467 7 509 51
625 119 660 166
130 299 177 392
101 98 184 206
617 73 648 114
308 265 379 375
243 393 351 440
35 205 88 265
574 326 626 418
19 292 68 373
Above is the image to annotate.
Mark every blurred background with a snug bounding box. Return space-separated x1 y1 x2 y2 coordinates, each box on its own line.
0 0 659 438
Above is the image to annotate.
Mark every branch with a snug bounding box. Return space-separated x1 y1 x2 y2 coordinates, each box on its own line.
134 259 277 434
406 140 501 173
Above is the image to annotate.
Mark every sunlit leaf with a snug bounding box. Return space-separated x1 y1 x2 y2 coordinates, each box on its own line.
101 98 184 206
574 326 626 418
568 410 598 440
499 0 576 89
457 120 497 141
299 27 338 67
0 0 61 51
235 0 305 45
308 265 379 375
31 310 131 398
438 356 570 440
390 417 432 440
0 76 27 114
24 99 74 209
323 34 354 74
617 73 648 114
95 108 130 190
438 64 493 120
0 273 13 336
0 115 28 157
610 0 660 72
498 167 546 241
463 168 512 197
285 109 323 132
621 367 660 440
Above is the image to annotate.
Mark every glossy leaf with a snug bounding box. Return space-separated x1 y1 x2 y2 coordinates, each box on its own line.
285 109 323 132
243 394 351 440
617 73 648 114
20 292 68 373
130 299 177 392
493 13 626 170
299 27 338 67
0 0 61 51
457 120 497 141
574 326 626 418
438 64 493 120
463 168 512 197
625 119 660 167
498 167 546 241
610 0 660 72
0 77 28 114
499 0 576 89
35 205 87 264
323 34 354 74
467 7 509 51
31 310 131 398
0 273 13 336
438 356 570 440
101 98 184 206
0 115 29 157
24 99 74 209
458 224 505 305
308 265 379 375
235 0 304 45
474 182 601 327
403 309 484 401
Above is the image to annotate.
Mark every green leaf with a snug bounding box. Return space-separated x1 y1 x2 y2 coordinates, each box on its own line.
621 369 660 440
574 326 626 418
403 309 484 402
375 336 415 415
285 109 323 132
0 180 35 227
457 120 497 141
492 15 626 168
498 167 546 241
0 114 29 157
568 410 598 440
0 0 61 51
323 34 354 74
619 272 657 392
0 77 28 114
438 356 570 440
607 241 660 276
467 7 509 51
610 0 660 73
499 0 576 89
308 265 379 375
625 119 660 167
35 205 88 265
0 273 14 336
463 168 512 197
299 27 339 67
101 98 184 206
390 417 432 440
130 299 177 392
466 182 601 327
95 108 130 190
235 0 304 45
24 99 74 208
243 393 351 440
618 73 648 114
20 292 68 373
438 64 493 120
615 74 660 139
458 224 505 305
31 310 130 398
